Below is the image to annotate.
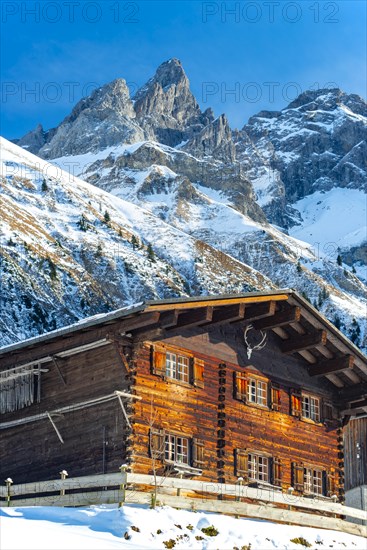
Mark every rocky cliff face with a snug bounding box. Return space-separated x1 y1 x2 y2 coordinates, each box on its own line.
240 88 367 226
134 58 214 146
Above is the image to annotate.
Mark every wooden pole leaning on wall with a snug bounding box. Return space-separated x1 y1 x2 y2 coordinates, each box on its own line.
59 470 68 496
5 478 13 507
118 465 128 508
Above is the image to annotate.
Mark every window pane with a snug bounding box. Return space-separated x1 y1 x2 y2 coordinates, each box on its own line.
164 434 189 464
248 453 269 482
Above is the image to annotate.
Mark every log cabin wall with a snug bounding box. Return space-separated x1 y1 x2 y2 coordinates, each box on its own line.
0 342 130 483
131 323 342 499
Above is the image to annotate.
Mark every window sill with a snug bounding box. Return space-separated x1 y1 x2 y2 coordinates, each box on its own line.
164 461 203 477
248 481 282 491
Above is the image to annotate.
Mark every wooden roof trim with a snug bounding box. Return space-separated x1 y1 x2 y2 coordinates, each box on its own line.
287 294 367 371
146 294 289 311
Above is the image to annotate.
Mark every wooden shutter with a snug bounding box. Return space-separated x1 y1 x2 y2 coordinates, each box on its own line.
234 449 249 482
150 428 165 459
233 372 247 401
192 438 205 468
151 344 166 377
192 358 204 388
291 462 304 492
324 469 336 497
290 389 302 418
272 457 282 487
323 402 334 422
271 385 281 412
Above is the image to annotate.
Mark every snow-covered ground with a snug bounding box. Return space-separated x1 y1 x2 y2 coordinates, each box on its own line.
0 504 365 550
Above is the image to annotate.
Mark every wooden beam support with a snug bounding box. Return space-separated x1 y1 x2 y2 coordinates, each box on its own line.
253 306 301 330
241 301 276 323
119 312 161 334
280 330 327 354
308 355 354 377
174 307 214 330
341 398 367 416
159 310 179 329
339 382 367 402
202 303 246 327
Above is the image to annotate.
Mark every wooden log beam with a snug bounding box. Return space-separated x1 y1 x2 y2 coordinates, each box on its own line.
174 307 214 330
280 330 327 354
241 300 276 323
339 382 367 402
119 312 161 334
202 303 246 327
159 310 179 329
253 306 301 330
341 398 367 416
308 355 354 377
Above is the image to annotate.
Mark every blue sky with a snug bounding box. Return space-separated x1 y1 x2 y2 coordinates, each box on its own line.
1 1 366 139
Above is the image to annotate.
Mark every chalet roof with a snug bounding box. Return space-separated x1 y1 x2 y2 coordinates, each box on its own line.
0 290 366 415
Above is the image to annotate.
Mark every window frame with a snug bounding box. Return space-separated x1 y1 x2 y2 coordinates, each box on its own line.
301 393 321 423
151 343 204 388
303 466 323 496
164 433 190 465
233 371 270 409
165 351 190 383
247 377 268 407
248 452 270 483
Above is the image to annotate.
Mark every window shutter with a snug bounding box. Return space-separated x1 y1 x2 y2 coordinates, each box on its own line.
322 402 334 422
292 462 304 492
192 358 205 388
234 449 249 482
192 438 205 468
271 385 281 412
324 469 336 497
233 371 247 402
150 428 165 459
151 344 166 377
272 457 282 487
290 389 302 418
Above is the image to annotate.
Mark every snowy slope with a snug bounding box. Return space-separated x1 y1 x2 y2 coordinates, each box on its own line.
1 505 366 550
0 137 274 346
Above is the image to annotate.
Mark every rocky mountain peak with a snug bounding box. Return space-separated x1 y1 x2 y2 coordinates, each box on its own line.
65 78 135 125
286 88 367 116
133 58 211 146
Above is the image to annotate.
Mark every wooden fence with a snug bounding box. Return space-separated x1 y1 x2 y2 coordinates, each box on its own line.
0 472 366 538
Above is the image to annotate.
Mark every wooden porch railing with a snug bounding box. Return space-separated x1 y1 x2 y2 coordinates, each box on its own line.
0 471 366 538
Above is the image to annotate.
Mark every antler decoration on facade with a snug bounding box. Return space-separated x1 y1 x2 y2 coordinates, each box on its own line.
243 324 267 359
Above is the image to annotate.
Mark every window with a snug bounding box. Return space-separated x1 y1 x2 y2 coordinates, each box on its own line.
165 434 190 464
248 453 269 482
302 394 320 422
233 372 269 407
304 467 323 495
151 344 204 388
166 352 190 383
290 390 321 422
247 378 268 407
150 429 205 469
292 463 334 496
234 449 282 487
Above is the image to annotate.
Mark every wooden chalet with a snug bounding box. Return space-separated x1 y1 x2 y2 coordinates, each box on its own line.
1 290 366 508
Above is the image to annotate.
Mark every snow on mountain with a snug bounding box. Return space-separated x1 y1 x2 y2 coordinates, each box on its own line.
1 504 366 550
0 137 275 347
